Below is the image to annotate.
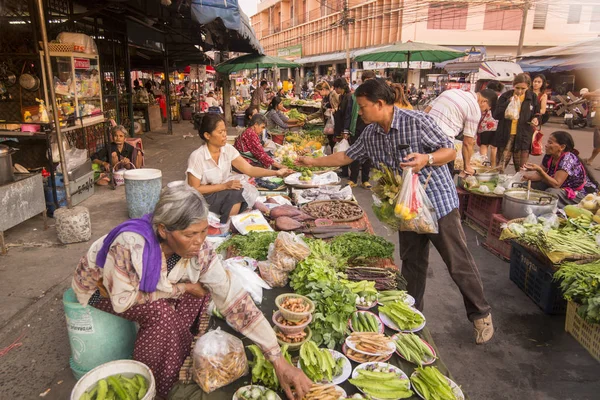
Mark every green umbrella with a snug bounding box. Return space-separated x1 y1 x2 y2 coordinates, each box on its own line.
215 53 299 75
355 41 465 80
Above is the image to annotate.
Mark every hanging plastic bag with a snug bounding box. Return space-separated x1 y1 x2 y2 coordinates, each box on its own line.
394 168 438 234
192 328 248 393
505 96 521 120
324 115 335 135
531 128 543 156
333 138 350 153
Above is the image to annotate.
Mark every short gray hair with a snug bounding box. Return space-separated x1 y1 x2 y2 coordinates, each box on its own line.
152 184 208 234
111 125 127 137
250 113 267 126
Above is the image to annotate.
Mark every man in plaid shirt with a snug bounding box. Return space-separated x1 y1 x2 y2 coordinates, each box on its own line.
298 79 494 344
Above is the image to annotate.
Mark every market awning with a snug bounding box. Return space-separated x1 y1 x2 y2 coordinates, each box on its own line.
294 45 395 65
295 51 348 65
190 0 263 54
517 37 600 73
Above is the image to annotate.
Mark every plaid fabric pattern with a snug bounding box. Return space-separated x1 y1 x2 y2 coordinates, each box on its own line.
346 107 459 219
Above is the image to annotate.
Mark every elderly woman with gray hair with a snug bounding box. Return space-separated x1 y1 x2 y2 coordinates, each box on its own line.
71 185 311 399
92 125 143 171
234 113 285 169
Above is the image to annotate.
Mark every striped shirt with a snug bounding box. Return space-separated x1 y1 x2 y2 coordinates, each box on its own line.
346 107 458 219
427 89 480 139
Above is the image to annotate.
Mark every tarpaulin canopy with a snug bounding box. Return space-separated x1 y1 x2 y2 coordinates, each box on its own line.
190 0 263 54
215 53 299 75
518 37 600 72
444 60 523 81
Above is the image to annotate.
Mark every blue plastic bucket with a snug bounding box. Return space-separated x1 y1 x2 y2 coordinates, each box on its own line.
62 289 137 377
124 168 162 219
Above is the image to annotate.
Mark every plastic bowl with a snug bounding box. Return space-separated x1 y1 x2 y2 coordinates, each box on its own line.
272 311 312 335
275 293 315 322
275 326 312 352
70 360 155 400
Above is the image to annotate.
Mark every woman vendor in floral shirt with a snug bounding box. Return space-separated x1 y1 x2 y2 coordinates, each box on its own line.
72 184 311 398
523 131 598 207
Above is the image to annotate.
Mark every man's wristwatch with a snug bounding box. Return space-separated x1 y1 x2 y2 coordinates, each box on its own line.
427 154 434 166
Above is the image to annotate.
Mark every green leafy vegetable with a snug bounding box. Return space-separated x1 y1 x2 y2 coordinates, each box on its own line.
330 232 395 261
555 260 600 324
217 232 278 261
290 239 356 348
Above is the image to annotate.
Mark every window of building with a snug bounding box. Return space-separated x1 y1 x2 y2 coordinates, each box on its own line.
567 4 582 24
592 5 600 31
533 3 548 29
427 2 468 30
484 3 523 30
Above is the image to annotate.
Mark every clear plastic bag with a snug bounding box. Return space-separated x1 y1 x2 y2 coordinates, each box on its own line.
324 115 335 135
272 232 310 261
394 168 438 234
192 328 248 393
503 171 525 189
505 96 521 120
258 233 310 287
258 261 289 287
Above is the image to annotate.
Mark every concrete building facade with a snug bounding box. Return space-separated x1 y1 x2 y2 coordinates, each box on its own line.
251 0 600 66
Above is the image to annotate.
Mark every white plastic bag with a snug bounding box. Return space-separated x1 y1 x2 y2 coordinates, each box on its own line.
223 257 270 304
503 171 525 189
333 138 350 153
192 328 248 393
227 174 259 208
394 168 438 234
57 147 88 173
505 96 521 120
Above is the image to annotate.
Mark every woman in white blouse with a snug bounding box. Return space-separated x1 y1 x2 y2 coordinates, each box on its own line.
186 114 291 223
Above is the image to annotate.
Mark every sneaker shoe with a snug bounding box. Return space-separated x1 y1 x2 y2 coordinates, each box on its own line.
474 314 494 344
362 182 372 189
348 180 357 187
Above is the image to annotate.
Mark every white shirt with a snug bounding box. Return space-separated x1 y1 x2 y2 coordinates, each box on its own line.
186 144 240 185
307 82 314 90
427 89 480 139
239 84 250 98
206 96 220 107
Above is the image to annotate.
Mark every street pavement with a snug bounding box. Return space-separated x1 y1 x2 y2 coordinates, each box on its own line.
1 118 599 399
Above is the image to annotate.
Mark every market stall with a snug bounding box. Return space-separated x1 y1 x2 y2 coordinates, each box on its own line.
170 284 462 400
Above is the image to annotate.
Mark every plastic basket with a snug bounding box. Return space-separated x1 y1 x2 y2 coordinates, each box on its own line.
565 301 600 362
483 213 511 261
40 41 75 52
457 187 470 220
509 242 566 314
464 193 502 233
